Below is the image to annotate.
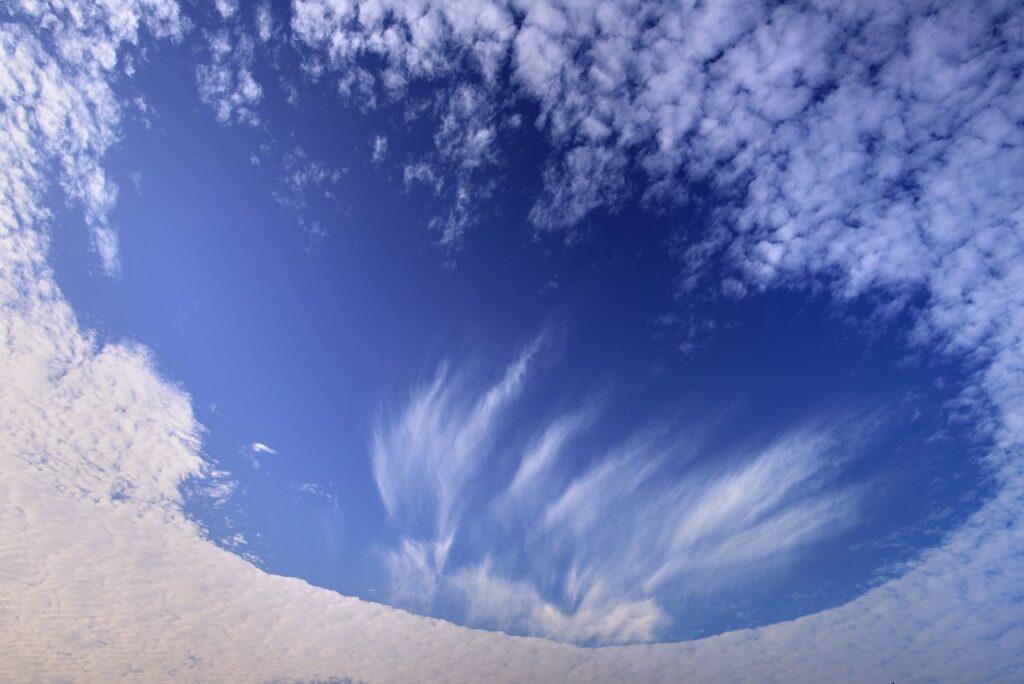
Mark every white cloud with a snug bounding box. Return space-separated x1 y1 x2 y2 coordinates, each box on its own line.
368 345 872 644
272 145 344 248
289 2 1024 427
255 2 274 43
398 84 503 247
275 146 342 206
451 559 667 645
1 1 1023 682
0 0 179 276
214 0 238 20
287 0 1024 639
403 161 443 193
196 28 263 126
371 340 539 602
496 408 592 514
295 482 329 498
371 135 388 165
241 441 278 469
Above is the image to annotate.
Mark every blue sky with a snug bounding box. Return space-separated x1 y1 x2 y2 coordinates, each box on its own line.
2 0 1023 681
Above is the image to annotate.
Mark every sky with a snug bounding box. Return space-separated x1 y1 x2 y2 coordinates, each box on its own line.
1 0 1023 682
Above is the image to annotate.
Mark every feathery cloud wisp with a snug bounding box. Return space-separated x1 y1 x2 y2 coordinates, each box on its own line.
370 349 873 643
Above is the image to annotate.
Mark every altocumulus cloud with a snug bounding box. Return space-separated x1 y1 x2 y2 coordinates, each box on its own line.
0 2 1023 684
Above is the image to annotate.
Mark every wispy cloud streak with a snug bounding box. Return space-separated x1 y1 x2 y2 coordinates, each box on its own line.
372 338 541 601
372 349 867 643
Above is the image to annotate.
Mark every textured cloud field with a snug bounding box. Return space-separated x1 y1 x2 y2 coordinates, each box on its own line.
1 0 1023 681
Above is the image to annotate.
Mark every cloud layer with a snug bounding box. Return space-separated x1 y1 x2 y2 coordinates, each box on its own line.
1 0 1022 682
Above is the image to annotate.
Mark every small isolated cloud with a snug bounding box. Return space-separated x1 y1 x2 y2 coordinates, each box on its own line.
371 135 387 165
214 0 237 20
255 2 274 43
243 442 278 470
402 161 442 194
294 482 329 498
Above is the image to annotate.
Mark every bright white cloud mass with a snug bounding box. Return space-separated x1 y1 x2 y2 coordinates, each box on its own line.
1 0 1023 682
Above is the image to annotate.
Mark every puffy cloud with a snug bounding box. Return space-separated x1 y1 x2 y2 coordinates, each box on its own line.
291 0 516 89
0 0 181 276
196 28 263 126
290 4 518 247
289 2 1024 423
214 0 237 20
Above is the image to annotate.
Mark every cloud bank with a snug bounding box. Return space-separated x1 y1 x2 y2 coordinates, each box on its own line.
0 0 1022 683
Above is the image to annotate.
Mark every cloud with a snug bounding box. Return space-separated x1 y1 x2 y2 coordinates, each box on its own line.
371 135 388 165
255 2 275 43
214 0 238 20
495 408 593 515
241 441 278 469
0 0 180 276
289 2 1024 431
272 145 344 248
451 559 668 645
403 161 443 193
295 482 329 498
1 235 1021 682
402 84 504 247
274 146 342 206
371 340 539 602
286 0 1024 643
1 0 1023 682
368 345 873 644
196 27 263 126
